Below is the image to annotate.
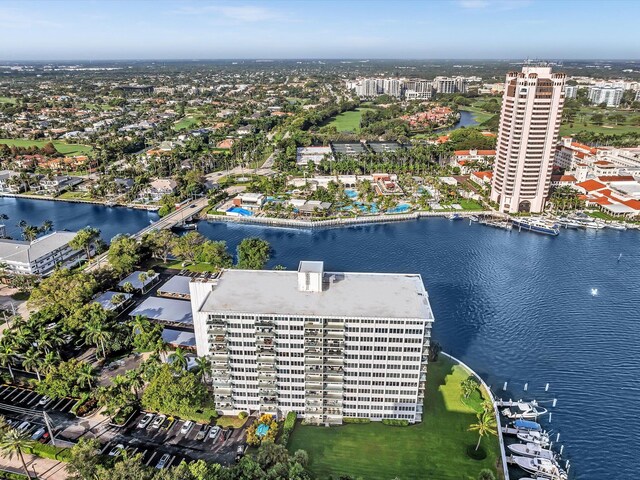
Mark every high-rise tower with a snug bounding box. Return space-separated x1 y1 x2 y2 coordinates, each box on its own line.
491 65 566 213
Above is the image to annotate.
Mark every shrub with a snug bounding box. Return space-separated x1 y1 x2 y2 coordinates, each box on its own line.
478 469 496 480
381 419 409 427
24 443 72 462
343 417 371 424
283 411 297 432
238 411 248 420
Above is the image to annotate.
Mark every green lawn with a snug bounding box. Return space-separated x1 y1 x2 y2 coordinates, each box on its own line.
559 122 640 137
58 191 93 200
215 415 249 428
288 358 501 480
174 116 202 131
459 106 495 124
326 108 373 132
458 199 485 211
0 96 16 104
0 138 93 155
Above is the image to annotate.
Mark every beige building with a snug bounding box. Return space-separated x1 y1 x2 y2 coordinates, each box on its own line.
491 66 566 213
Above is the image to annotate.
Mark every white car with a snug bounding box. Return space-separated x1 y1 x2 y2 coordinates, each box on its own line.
208 425 221 441
108 444 125 457
38 396 51 406
155 453 171 469
180 420 194 435
17 421 30 433
150 415 166 429
31 427 46 441
137 413 154 429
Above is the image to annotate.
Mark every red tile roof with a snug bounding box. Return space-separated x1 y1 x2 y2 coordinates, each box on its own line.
576 179 606 192
598 175 635 183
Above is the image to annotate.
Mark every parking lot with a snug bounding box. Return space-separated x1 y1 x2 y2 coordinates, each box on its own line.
102 411 250 466
0 385 77 413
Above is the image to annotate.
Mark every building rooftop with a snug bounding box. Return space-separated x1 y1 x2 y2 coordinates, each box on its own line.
0 231 78 265
130 297 193 324
198 267 432 319
162 327 196 348
93 291 133 311
118 271 159 291
157 275 192 297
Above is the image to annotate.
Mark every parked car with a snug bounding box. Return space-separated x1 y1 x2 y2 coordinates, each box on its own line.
180 420 194 435
39 432 50 444
195 425 209 441
38 396 51 406
209 425 221 441
137 413 154 429
151 415 166 429
108 444 125 457
17 421 30 433
155 453 171 469
223 426 234 440
31 427 46 441
161 416 175 431
235 444 245 463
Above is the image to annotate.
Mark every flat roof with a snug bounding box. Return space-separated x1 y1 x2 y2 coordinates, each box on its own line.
157 275 192 296
130 297 193 324
93 291 133 311
118 271 159 290
0 231 78 265
199 269 432 319
162 328 196 348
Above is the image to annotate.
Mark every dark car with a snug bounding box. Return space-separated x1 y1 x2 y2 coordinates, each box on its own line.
223 426 234 440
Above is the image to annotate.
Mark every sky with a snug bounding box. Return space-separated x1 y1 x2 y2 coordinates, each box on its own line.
1 0 638 61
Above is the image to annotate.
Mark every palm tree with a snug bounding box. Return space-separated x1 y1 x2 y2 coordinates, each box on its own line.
0 343 16 381
41 351 60 376
468 410 497 451
0 428 33 478
168 348 188 371
82 321 112 358
21 348 42 381
130 315 150 336
41 220 54 234
77 362 96 390
124 369 144 396
193 356 211 382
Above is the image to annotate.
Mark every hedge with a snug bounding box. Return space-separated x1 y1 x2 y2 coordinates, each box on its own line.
283 411 297 432
0 470 29 479
343 417 371 424
381 419 409 426
24 443 73 461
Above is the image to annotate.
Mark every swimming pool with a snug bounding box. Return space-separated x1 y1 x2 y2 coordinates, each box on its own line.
387 203 411 214
226 207 253 217
355 202 379 214
345 189 358 199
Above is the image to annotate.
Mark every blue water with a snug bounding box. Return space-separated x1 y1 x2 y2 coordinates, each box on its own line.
195 219 640 480
387 203 410 214
441 109 480 133
1 197 639 478
226 207 253 217
345 189 358 199
0 197 159 242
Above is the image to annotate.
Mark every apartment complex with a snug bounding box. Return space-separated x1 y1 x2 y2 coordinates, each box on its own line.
587 85 624 107
190 261 434 425
0 231 88 276
491 66 566 213
346 76 468 100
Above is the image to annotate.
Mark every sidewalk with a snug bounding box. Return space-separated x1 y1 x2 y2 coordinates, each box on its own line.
0 452 69 479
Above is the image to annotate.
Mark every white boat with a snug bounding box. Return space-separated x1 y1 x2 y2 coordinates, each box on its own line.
556 217 582 229
508 442 556 460
512 457 567 480
469 215 480 222
511 218 560 236
606 223 627 231
516 430 550 447
447 213 463 220
500 401 548 420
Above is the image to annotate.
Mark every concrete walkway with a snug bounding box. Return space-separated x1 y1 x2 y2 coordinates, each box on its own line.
0 452 69 479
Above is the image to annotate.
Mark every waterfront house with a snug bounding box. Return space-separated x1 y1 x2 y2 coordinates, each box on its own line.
38 175 83 194
140 178 178 202
232 192 266 211
0 231 90 276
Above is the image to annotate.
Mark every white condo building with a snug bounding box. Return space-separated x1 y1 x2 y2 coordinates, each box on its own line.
190 261 434 425
588 85 624 107
491 66 566 213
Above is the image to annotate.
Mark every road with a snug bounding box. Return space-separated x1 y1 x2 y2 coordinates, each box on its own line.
85 197 209 272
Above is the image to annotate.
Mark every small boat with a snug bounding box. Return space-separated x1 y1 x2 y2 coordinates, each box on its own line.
508 442 556 460
511 218 560 236
447 213 463 221
606 223 627 231
516 430 550 447
469 215 479 222
512 420 542 432
556 217 582 229
591 288 598 296
512 457 567 480
500 400 548 420
172 222 198 231
575 218 605 229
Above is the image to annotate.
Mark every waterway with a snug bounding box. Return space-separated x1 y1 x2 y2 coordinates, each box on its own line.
440 109 480 133
2 197 639 479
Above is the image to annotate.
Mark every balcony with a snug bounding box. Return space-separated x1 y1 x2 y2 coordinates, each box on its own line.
305 347 322 355
257 356 276 365
305 365 323 373
256 327 275 336
306 356 323 365
305 406 323 414
211 335 226 344
256 336 274 346
258 371 276 380
324 374 343 384
259 387 277 396
326 357 344 366
258 379 276 388
304 320 322 328
305 373 323 382
324 348 343 357
325 322 344 331
256 319 274 327
210 327 226 336
305 415 323 425
304 339 320 347
324 340 344 348
323 399 343 407
305 329 322 337
325 330 344 340
306 390 323 399
324 366 343 374
258 365 276 373
261 396 277 405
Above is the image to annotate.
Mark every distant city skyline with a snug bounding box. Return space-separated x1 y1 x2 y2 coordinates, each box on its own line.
1 0 639 61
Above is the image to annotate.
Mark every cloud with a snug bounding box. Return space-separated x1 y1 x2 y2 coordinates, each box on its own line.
458 0 490 8
457 0 531 10
171 3 283 22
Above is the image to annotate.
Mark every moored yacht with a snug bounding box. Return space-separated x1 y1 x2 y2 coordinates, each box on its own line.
508 442 556 460
500 400 548 420
555 217 582 229
511 218 560 236
512 457 567 480
516 430 551 447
